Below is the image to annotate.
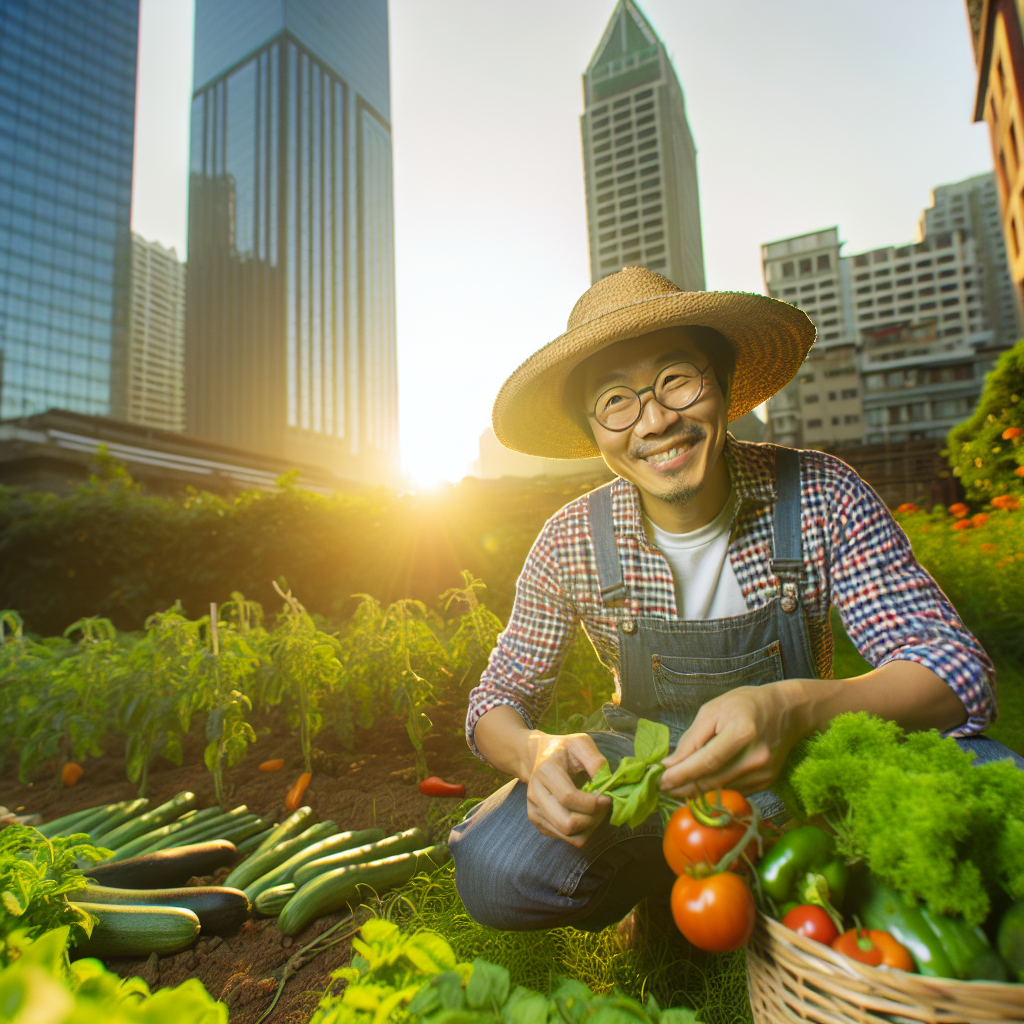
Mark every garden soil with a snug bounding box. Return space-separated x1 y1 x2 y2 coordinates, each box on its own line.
0 701 508 1022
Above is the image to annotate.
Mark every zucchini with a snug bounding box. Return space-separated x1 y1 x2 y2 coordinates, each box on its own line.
235 827 276 857
218 817 269 847
227 821 338 892
292 828 426 888
96 792 198 849
37 803 112 838
109 807 222 862
278 844 448 937
145 806 250 851
72 902 200 957
80 883 251 937
241 829 385 901
251 807 315 855
254 883 296 917
84 840 238 889
46 802 122 839
89 799 151 843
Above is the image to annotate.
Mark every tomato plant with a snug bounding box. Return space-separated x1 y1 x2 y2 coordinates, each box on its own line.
670 870 756 952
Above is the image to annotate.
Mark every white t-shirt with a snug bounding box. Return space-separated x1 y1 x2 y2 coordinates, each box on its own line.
646 491 749 620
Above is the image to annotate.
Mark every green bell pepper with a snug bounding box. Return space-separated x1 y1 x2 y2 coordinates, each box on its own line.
997 900 1024 982
919 906 1007 981
757 825 848 910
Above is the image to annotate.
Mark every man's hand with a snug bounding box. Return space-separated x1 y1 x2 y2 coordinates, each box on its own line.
521 732 612 847
659 681 805 798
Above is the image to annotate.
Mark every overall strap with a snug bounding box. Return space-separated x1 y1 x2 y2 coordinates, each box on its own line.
770 445 817 679
587 485 627 603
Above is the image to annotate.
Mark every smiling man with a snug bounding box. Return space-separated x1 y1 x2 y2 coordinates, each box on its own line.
448 267 1016 933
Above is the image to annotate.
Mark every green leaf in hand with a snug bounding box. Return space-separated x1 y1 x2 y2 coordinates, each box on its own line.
634 718 670 764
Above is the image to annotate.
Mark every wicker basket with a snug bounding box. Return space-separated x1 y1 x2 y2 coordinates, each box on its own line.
747 912 1024 1024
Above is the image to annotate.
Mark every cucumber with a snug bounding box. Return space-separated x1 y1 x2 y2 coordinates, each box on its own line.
83 841 238 889
241 829 385 901
217 817 269 847
226 821 338 892
109 807 222 861
72 902 200 957
277 844 448 936
96 792 198 849
37 803 112 838
145 806 250 851
292 828 426 889
81 883 251 937
47 802 123 839
254 883 296 917
235 827 276 857
251 807 315 855
89 799 151 843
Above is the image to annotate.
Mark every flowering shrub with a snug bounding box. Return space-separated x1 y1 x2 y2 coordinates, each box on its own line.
945 340 1024 501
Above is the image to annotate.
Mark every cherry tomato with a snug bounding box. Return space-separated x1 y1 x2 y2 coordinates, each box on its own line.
782 904 838 946
670 871 756 952
662 790 753 875
869 930 915 971
831 928 883 966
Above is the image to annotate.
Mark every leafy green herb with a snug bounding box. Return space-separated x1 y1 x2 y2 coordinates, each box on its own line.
778 711 1024 925
583 719 672 829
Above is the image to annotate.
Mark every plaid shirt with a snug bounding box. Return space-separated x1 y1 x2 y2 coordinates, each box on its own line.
466 436 996 752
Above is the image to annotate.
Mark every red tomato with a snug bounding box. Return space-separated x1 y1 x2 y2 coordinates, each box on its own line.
662 790 753 875
782 904 838 946
670 871 756 952
831 928 883 966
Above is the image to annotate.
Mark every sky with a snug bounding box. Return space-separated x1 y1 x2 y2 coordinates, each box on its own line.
132 0 994 484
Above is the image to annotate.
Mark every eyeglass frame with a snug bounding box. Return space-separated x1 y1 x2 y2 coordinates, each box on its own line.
586 360 714 433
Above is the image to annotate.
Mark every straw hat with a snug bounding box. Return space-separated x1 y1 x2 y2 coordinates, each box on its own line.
492 266 816 459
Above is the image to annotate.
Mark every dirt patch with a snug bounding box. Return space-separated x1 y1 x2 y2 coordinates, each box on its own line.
1 700 506 1022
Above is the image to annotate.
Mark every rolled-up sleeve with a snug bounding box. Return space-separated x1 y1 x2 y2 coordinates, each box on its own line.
465 517 578 758
827 459 996 736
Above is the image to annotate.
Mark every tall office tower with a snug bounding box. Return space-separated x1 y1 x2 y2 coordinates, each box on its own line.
761 173 1017 448
580 0 705 290
186 0 397 483
918 174 1020 349
0 0 137 421
123 234 186 431
966 0 1024 324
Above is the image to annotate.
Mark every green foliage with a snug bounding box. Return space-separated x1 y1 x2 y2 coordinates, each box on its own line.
0 924 227 1023
946 339 1024 502
0 826 108 965
778 712 1024 925
378 869 751 1024
309 918 699 1024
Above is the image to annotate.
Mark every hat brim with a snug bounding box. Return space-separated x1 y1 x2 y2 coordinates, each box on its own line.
492 290 815 459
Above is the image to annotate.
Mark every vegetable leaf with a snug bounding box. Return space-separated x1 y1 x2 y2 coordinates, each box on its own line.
633 718 670 765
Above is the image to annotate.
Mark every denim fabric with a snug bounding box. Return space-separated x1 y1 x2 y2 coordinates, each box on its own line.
449 733 1022 932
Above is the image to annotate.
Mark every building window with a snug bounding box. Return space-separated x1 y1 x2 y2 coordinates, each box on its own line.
817 254 831 271
844 414 860 424
799 258 812 274
782 262 794 278
806 418 823 429
841 388 857 399
803 394 819 403
828 391 836 401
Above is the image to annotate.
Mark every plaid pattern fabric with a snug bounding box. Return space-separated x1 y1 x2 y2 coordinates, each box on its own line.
466 436 996 753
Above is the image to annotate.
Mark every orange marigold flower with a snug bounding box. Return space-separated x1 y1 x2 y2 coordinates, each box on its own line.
1016 466 1024 477
951 519 973 531
895 503 920 514
980 542 998 553
971 513 989 528
1003 426 1022 440
948 502 969 518
992 495 1021 511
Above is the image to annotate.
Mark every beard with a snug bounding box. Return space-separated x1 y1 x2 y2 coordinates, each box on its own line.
629 424 708 506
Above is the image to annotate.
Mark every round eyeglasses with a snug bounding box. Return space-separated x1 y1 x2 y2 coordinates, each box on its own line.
588 360 711 432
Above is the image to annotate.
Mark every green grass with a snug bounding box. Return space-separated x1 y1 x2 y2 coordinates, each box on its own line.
381 865 752 1024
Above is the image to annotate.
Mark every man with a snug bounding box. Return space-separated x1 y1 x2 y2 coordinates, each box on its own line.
449 266 1016 933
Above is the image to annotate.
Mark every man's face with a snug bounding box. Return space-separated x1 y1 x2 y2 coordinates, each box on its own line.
579 328 729 507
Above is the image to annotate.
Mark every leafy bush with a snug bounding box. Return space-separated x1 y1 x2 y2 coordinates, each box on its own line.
946 340 1024 502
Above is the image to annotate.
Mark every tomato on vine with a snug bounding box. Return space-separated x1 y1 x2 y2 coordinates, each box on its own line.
662 790 754 874
670 870 756 952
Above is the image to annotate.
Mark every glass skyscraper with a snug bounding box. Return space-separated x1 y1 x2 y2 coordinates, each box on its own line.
0 0 138 421
187 0 397 483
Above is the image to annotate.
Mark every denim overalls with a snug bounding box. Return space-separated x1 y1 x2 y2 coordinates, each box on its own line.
449 446 1021 933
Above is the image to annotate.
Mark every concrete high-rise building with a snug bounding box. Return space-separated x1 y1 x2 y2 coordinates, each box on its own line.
580 0 705 291
761 173 1016 448
0 0 137 421
186 0 397 484
966 0 1024 324
124 234 186 432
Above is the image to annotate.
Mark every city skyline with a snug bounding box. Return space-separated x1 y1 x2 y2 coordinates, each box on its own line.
132 1 996 482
